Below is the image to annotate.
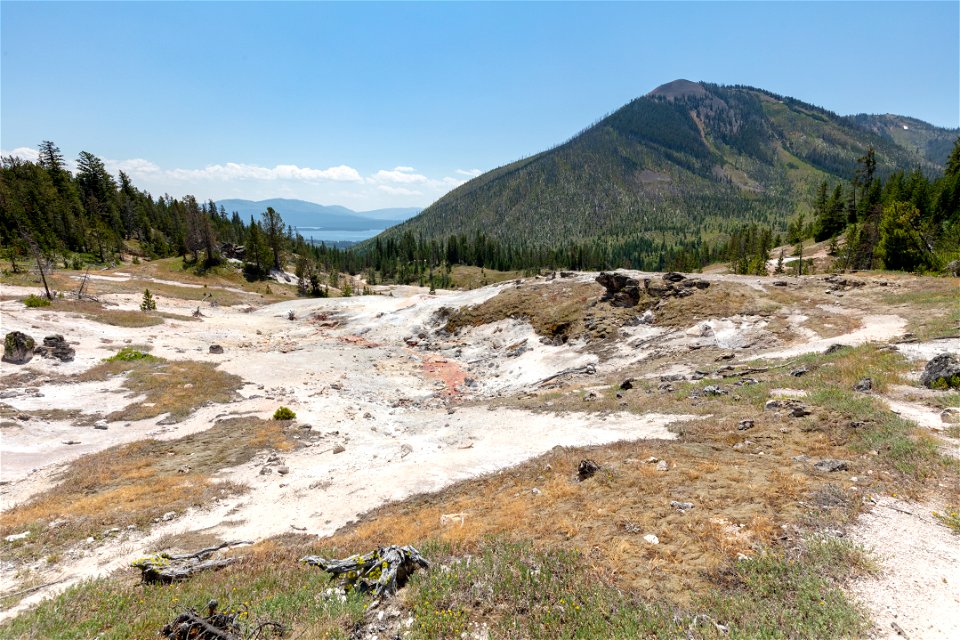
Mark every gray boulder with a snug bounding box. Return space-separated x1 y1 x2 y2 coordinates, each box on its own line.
920 353 960 389
3 331 35 365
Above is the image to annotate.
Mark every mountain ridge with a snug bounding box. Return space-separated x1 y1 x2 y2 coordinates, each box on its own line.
216 198 419 231
376 80 957 247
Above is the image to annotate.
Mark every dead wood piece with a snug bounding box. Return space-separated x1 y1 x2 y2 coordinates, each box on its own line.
162 610 240 640
301 545 429 601
536 364 597 386
133 541 251 584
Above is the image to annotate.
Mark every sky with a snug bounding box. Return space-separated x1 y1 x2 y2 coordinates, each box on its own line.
2 1 958 211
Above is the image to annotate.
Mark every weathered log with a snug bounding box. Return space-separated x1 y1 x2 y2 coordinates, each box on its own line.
132 541 250 584
301 545 429 600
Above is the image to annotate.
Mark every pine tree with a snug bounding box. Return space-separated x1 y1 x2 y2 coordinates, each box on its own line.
140 288 157 312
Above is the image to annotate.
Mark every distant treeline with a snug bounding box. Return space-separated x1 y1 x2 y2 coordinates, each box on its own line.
2 139 957 294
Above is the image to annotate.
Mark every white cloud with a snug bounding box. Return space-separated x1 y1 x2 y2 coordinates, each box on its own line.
456 168 482 177
372 167 429 184
1 147 41 162
107 158 161 175
167 162 362 183
377 185 423 196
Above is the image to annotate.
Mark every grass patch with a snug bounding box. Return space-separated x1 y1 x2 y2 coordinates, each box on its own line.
448 265 528 290
878 282 959 341
0 418 296 567
21 294 51 308
0 536 872 639
78 352 242 422
29 299 165 327
933 507 960 534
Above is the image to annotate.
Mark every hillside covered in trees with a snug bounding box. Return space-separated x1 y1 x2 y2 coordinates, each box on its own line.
375 80 957 268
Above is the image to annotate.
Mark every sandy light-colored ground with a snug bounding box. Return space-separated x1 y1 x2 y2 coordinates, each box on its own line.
1 269 957 632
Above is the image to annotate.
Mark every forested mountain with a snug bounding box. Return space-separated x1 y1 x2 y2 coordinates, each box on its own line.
379 80 957 252
215 199 418 230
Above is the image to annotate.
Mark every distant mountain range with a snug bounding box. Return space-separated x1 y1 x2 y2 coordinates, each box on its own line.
378 79 958 246
216 198 419 231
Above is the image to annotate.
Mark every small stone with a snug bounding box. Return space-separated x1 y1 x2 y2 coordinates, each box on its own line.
209 344 224 354
702 385 726 396
790 367 809 377
814 459 848 473
4 531 30 542
577 459 600 481
333 445 346 454
824 344 846 355
260 466 273 475
643 534 660 545
531 487 542 496
764 399 783 411
656 460 669 472
854 378 873 392
94 420 109 430
790 404 812 418
619 378 634 390
161 511 176 521
277 466 290 475
737 419 755 431
400 443 413 458
670 501 694 511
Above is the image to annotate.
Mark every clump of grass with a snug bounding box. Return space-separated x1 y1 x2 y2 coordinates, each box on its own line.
933 508 960 534
104 347 157 363
22 293 51 308
702 536 872 637
273 406 296 420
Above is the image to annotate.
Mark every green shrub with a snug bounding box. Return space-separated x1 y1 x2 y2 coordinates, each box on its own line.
273 406 296 420
105 348 156 363
23 294 51 308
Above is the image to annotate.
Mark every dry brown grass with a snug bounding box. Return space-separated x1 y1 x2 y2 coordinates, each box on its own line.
448 265 528 290
445 280 613 342
27 299 165 327
77 354 243 422
0 417 298 564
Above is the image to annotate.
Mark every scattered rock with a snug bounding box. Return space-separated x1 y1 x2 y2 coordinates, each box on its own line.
940 408 960 424
790 367 809 377
814 459 848 473
854 377 873 392
790 404 812 418
619 378 634 390
702 385 726 396
161 511 177 522
772 280 789 287
670 501 694 511
643 534 660 545
94 420 109 430
400 443 413 458
16 413 30 421
34 335 75 362
260 466 273 475
737 419 755 431
208 344 224 354
655 460 669 472
596 271 642 307
662 272 686 283
3 331 35 365
824 344 846 355
945 260 960 277
4 531 30 542
920 353 960 389
764 399 783 411
333 445 346 454
277 466 290 475
0 390 17 399
531 487 542 496
577 459 600 481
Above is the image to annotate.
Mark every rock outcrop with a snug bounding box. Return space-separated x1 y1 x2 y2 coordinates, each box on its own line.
3 331 35 365
35 335 75 362
596 271 709 307
920 353 960 389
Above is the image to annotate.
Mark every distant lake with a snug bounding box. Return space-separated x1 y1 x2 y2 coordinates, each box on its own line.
295 227 385 242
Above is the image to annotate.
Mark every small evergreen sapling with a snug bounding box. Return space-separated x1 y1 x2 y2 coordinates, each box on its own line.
140 288 157 312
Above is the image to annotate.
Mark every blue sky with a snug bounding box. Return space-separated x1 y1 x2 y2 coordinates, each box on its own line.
2 1 957 210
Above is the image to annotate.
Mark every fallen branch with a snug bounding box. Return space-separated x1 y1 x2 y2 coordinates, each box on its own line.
133 541 251 584
536 363 597 386
0 579 65 601
720 360 798 378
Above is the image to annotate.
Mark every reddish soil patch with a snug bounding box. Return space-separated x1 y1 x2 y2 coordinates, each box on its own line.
421 355 467 396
